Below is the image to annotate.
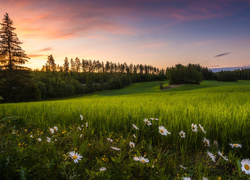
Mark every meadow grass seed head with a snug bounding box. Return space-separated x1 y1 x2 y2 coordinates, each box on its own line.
241 159 250 174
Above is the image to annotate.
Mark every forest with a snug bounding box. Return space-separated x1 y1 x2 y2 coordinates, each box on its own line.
1 13 250 103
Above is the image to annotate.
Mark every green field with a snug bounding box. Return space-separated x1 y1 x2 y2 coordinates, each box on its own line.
1 80 250 179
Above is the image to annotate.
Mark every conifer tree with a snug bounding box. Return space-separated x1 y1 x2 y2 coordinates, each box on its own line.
63 57 69 72
70 58 76 72
75 57 81 72
0 13 39 102
46 54 56 72
0 13 29 70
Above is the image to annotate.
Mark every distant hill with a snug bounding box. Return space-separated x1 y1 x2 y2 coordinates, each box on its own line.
210 66 250 72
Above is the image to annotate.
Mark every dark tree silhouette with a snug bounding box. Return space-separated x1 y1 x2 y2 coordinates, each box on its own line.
46 54 56 72
0 13 29 71
0 13 39 102
63 57 69 72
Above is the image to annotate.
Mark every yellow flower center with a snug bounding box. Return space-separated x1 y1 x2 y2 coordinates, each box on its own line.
73 155 77 159
160 130 164 133
233 144 238 147
142 159 145 162
245 164 250 170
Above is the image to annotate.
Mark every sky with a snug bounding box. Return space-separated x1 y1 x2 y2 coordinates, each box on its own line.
1 0 250 70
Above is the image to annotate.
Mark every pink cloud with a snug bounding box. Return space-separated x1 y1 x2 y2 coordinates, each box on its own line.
28 54 46 58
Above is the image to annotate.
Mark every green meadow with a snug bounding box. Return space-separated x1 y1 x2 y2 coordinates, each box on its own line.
1 80 250 179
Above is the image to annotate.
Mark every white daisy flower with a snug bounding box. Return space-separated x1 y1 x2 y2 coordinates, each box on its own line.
191 123 198 132
150 118 159 121
49 128 54 134
107 138 113 142
129 142 135 148
144 119 152 126
80 134 83 138
47 137 51 143
132 124 139 130
241 159 250 175
99 167 107 171
202 177 209 180
207 151 216 162
229 143 242 148
110 146 121 151
69 151 83 163
53 126 58 131
159 126 171 136
133 134 137 138
199 124 206 133
30 135 33 138
37 138 42 141
179 131 186 138
133 156 140 161
182 177 191 180
218 151 228 161
179 165 187 169
78 127 82 130
203 137 210 147
12 130 17 134
214 140 218 146
139 157 149 163
85 122 88 128
80 114 83 120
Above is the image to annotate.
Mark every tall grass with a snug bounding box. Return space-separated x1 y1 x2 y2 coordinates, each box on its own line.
0 80 250 179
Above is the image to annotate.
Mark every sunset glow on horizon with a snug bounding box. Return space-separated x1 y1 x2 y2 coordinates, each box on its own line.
1 0 250 70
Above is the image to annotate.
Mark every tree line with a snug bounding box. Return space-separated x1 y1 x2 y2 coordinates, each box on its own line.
0 13 166 102
1 13 250 103
43 54 165 75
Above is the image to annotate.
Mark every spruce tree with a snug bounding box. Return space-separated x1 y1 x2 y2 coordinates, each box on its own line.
63 57 69 72
0 13 29 71
46 54 56 72
0 13 39 102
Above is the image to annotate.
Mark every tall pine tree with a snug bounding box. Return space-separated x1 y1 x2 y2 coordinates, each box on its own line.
0 13 39 102
0 13 29 70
